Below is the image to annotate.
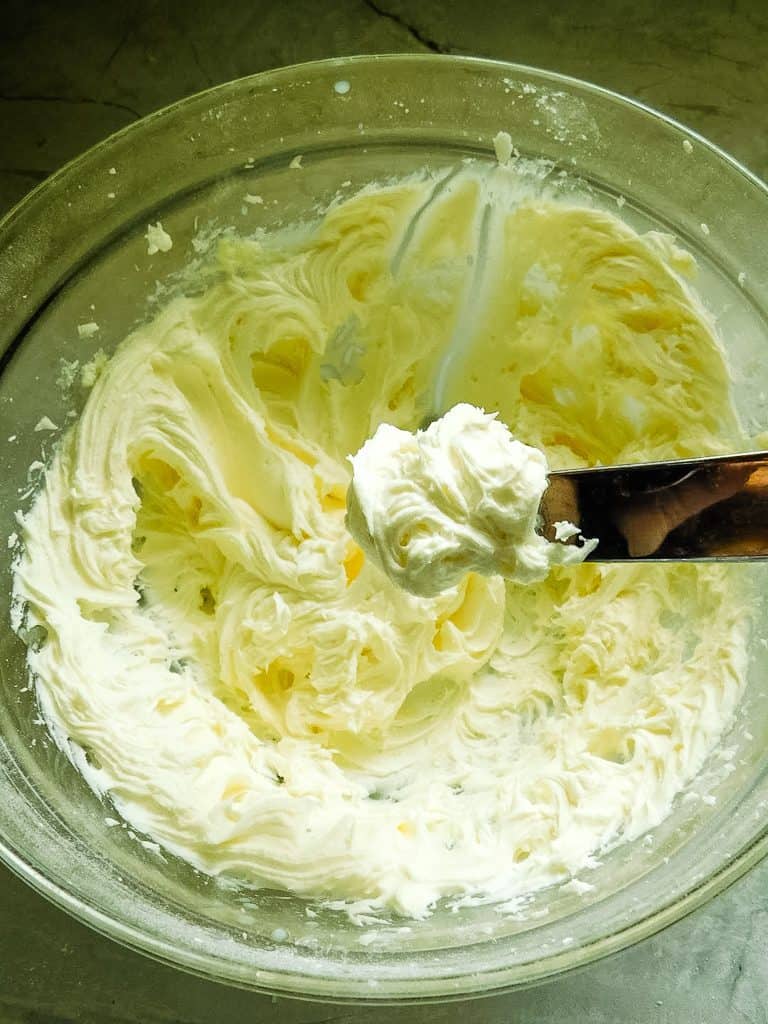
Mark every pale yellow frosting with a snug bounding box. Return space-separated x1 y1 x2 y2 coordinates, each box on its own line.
14 166 747 918
346 403 595 596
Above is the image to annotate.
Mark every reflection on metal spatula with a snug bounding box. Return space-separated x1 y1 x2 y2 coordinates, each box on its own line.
540 452 768 561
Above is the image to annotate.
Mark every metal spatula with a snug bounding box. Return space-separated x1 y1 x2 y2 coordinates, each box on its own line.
540 452 768 561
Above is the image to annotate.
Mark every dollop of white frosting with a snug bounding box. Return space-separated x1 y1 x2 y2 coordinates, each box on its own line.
347 403 594 596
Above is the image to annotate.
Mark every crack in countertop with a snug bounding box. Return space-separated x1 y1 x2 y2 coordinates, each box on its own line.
0 93 141 120
361 0 448 53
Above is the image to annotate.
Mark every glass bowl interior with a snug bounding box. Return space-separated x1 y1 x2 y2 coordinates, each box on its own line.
1 55 768 1002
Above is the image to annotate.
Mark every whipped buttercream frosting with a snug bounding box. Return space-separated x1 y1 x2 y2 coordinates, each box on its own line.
13 165 747 918
346 403 595 596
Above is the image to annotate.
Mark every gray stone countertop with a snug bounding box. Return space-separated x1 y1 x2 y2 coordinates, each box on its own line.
1 1 767 1021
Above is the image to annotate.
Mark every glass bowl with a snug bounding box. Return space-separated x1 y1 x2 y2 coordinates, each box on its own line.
1 54 768 1004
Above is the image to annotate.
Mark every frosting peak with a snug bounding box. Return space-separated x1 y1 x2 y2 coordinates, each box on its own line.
347 403 594 597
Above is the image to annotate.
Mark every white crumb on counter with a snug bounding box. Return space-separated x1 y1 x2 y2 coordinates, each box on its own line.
244 193 264 205
700 222 710 236
77 321 100 339
7 532 18 549
738 271 747 287
145 222 173 255
682 139 693 154
289 154 303 169
34 416 58 432
108 167 117 175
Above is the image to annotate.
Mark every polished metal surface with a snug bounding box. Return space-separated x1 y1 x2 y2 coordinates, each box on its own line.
540 452 768 561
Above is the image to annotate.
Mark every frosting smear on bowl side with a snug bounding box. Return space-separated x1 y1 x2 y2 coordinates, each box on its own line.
13 166 748 918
